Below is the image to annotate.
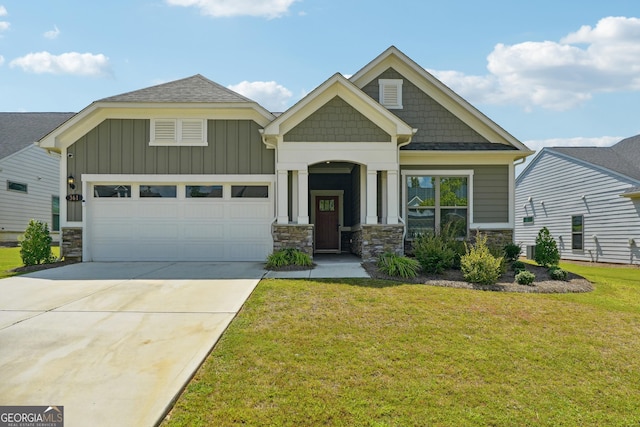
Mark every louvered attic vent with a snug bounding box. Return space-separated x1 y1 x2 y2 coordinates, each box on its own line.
150 119 207 146
378 79 403 109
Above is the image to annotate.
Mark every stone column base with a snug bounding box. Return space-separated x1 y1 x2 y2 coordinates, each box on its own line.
61 227 83 261
272 224 314 258
352 224 405 262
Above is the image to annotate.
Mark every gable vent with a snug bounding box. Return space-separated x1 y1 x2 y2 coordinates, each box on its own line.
181 120 204 142
379 79 403 109
154 119 176 141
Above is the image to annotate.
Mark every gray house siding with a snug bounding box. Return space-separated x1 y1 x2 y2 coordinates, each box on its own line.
0 145 60 241
66 118 274 221
284 96 390 142
362 68 489 144
516 151 640 265
401 165 509 223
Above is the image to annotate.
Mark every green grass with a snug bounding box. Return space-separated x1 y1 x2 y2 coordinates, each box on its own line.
0 246 61 279
163 263 640 427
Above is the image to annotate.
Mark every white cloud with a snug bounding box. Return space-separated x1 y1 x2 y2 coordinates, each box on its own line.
10 51 111 77
0 21 9 32
0 55 4 66
432 16 640 111
228 80 293 111
166 0 298 19
44 25 60 39
0 5 7 16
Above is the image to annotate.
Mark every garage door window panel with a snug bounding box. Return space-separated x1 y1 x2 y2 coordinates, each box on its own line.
94 185 131 198
140 185 177 198
231 185 269 198
186 185 223 198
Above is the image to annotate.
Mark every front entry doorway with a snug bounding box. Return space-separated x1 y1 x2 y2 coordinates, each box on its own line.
315 195 340 252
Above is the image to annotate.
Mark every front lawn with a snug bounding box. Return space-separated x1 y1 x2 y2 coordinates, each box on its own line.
163 263 640 426
0 246 61 279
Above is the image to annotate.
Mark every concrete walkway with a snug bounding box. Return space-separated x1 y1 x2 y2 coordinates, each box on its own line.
0 262 264 427
264 253 370 279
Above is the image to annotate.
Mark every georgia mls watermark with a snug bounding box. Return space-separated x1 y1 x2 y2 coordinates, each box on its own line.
0 406 63 427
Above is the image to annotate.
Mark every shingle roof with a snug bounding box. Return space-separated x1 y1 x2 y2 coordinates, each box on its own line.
552 134 640 181
402 142 517 151
98 74 254 104
0 112 75 159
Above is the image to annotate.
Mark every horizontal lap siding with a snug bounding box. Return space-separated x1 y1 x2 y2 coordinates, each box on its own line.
0 146 59 235
66 119 275 221
516 151 640 264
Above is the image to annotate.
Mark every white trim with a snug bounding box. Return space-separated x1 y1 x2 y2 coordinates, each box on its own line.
150 118 207 146
379 78 403 109
82 174 275 183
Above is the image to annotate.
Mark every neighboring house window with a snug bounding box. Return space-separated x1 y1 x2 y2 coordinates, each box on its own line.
231 185 269 198
150 119 207 146
140 185 177 198
523 216 534 225
378 79 403 109
571 215 584 250
52 196 60 232
406 175 468 238
7 181 28 193
186 185 223 198
94 185 132 198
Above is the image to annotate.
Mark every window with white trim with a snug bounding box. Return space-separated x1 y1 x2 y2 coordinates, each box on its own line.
150 119 207 146
406 175 468 238
571 215 584 250
378 79 403 109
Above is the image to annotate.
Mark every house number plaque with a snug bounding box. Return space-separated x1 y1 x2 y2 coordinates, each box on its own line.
66 194 83 202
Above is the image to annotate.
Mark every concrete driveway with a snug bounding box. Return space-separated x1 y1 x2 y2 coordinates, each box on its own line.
0 262 265 426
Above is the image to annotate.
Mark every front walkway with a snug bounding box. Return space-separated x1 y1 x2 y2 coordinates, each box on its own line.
264 253 370 279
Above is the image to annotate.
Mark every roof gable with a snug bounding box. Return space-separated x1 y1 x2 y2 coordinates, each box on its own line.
350 46 531 153
0 112 75 159
262 73 415 145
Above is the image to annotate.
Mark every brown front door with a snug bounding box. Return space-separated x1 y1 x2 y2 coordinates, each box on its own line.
315 196 339 251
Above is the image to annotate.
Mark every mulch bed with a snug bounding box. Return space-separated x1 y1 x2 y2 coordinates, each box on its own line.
362 262 594 293
10 260 79 274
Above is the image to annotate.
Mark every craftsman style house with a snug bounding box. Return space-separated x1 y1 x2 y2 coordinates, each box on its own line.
38 47 532 262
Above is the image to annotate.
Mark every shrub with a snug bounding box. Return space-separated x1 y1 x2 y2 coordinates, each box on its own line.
19 219 55 266
377 253 420 279
413 226 465 274
549 267 569 281
515 270 536 286
511 260 526 273
503 242 522 263
534 227 560 268
460 233 503 285
266 248 312 269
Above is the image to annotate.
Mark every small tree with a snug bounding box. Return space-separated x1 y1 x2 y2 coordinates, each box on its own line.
460 233 503 285
534 227 560 268
19 219 54 266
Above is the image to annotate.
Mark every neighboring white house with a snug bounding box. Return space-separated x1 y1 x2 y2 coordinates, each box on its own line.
515 135 640 265
0 112 75 243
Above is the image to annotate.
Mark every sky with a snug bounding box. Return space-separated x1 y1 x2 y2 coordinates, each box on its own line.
1 0 639 173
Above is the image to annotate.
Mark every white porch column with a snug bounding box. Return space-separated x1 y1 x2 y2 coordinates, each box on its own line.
380 171 388 224
386 169 399 224
297 168 309 225
277 169 289 224
291 170 299 222
366 168 378 224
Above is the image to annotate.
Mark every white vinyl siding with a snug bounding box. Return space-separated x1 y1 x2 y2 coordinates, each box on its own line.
516 150 640 265
0 145 60 240
150 119 207 146
378 79 403 109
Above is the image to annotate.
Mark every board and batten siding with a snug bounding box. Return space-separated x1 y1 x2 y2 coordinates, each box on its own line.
515 150 640 265
66 118 275 222
0 145 59 240
401 165 509 224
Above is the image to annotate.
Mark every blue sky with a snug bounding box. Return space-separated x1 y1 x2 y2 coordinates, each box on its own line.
1 0 639 171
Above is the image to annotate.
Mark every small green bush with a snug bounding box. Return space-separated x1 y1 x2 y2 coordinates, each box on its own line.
266 248 312 269
460 233 503 285
534 227 560 268
503 242 522 263
516 270 536 286
511 260 526 273
377 253 420 279
549 267 569 281
413 225 465 274
19 219 54 266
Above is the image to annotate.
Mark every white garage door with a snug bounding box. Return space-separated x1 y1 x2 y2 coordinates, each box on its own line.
87 182 274 261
